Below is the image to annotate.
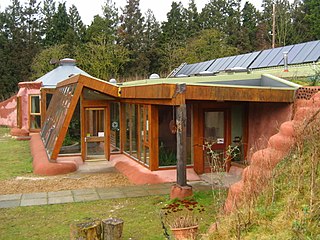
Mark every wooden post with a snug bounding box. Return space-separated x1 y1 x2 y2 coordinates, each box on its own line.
70 219 102 240
102 218 124 240
170 83 193 199
176 103 187 186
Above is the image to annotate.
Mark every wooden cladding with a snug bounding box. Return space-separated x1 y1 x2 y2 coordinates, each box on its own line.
55 74 296 104
186 85 295 102
120 84 175 99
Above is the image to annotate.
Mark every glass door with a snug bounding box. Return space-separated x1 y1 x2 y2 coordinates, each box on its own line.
204 110 227 171
84 108 106 160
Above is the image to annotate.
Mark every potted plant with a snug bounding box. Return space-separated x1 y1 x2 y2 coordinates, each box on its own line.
161 199 205 240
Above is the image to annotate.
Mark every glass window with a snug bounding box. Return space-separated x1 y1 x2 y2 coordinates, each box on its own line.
231 105 245 162
29 95 41 129
158 105 192 167
124 103 150 166
41 84 77 159
59 102 81 155
159 106 177 167
124 104 138 159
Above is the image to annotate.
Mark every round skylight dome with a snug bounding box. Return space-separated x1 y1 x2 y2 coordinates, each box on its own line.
149 73 160 79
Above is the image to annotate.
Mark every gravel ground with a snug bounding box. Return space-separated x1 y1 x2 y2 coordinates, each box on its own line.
0 172 133 195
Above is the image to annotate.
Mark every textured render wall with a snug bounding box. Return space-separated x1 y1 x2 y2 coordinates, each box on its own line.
247 102 293 161
17 82 42 130
224 91 320 213
0 95 17 127
20 88 41 130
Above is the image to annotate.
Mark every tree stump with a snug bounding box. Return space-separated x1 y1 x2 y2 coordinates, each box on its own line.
102 218 124 240
70 219 102 240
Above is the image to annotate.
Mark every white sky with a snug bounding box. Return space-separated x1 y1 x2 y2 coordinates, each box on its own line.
0 0 265 25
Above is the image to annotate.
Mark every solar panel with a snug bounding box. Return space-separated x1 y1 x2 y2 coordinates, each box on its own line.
193 60 214 74
258 47 284 68
267 45 293 67
219 56 237 71
203 60 215 71
286 43 305 64
290 41 319 64
242 51 261 69
303 41 320 63
226 55 245 69
207 57 228 72
176 64 191 75
184 63 197 75
250 50 272 69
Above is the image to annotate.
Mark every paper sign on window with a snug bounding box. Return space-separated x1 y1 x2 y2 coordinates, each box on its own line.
217 138 224 144
98 132 104 137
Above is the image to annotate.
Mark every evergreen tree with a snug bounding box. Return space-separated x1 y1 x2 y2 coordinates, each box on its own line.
289 0 309 43
118 0 145 77
143 9 161 74
258 0 273 48
161 1 187 45
200 0 229 31
45 2 69 45
160 1 188 73
241 1 259 51
186 0 200 38
41 0 56 46
68 4 86 43
102 0 119 43
303 0 320 40
0 0 30 99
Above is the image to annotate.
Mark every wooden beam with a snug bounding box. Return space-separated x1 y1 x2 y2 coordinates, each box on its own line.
56 74 80 88
105 104 110 160
80 95 86 161
51 83 84 160
80 76 119 97
149 105 159 171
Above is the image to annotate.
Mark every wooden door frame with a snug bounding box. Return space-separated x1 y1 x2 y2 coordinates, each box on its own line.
193 104 231 174
81 101 110 161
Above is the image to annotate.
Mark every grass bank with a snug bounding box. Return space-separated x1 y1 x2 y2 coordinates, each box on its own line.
0 127 33 180
209 116 320 239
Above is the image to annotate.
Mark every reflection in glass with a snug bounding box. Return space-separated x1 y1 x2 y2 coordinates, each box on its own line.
110 102 120 152
59 102 81 155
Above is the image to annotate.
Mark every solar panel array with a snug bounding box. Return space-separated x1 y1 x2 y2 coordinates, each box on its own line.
174 40 320 77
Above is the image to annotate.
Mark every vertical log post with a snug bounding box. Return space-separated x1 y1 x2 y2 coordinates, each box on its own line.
176 103 187 186
102 218 124 240
170 83 193 199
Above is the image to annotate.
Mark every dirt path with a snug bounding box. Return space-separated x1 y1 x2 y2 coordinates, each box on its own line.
0 172 133 195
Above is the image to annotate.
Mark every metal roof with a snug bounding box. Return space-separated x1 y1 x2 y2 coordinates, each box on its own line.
35 58 91 88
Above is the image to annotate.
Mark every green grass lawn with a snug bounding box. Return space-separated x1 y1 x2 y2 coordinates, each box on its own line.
0 127 33 180
0 191 224 240
0 126 225 239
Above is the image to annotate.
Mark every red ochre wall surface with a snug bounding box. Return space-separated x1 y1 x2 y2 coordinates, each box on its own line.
247 102 293 161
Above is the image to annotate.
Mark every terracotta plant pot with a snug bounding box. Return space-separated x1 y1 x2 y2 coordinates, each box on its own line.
171 225 198 240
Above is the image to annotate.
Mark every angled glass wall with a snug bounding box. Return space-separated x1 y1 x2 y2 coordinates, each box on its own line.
41 84 77 159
